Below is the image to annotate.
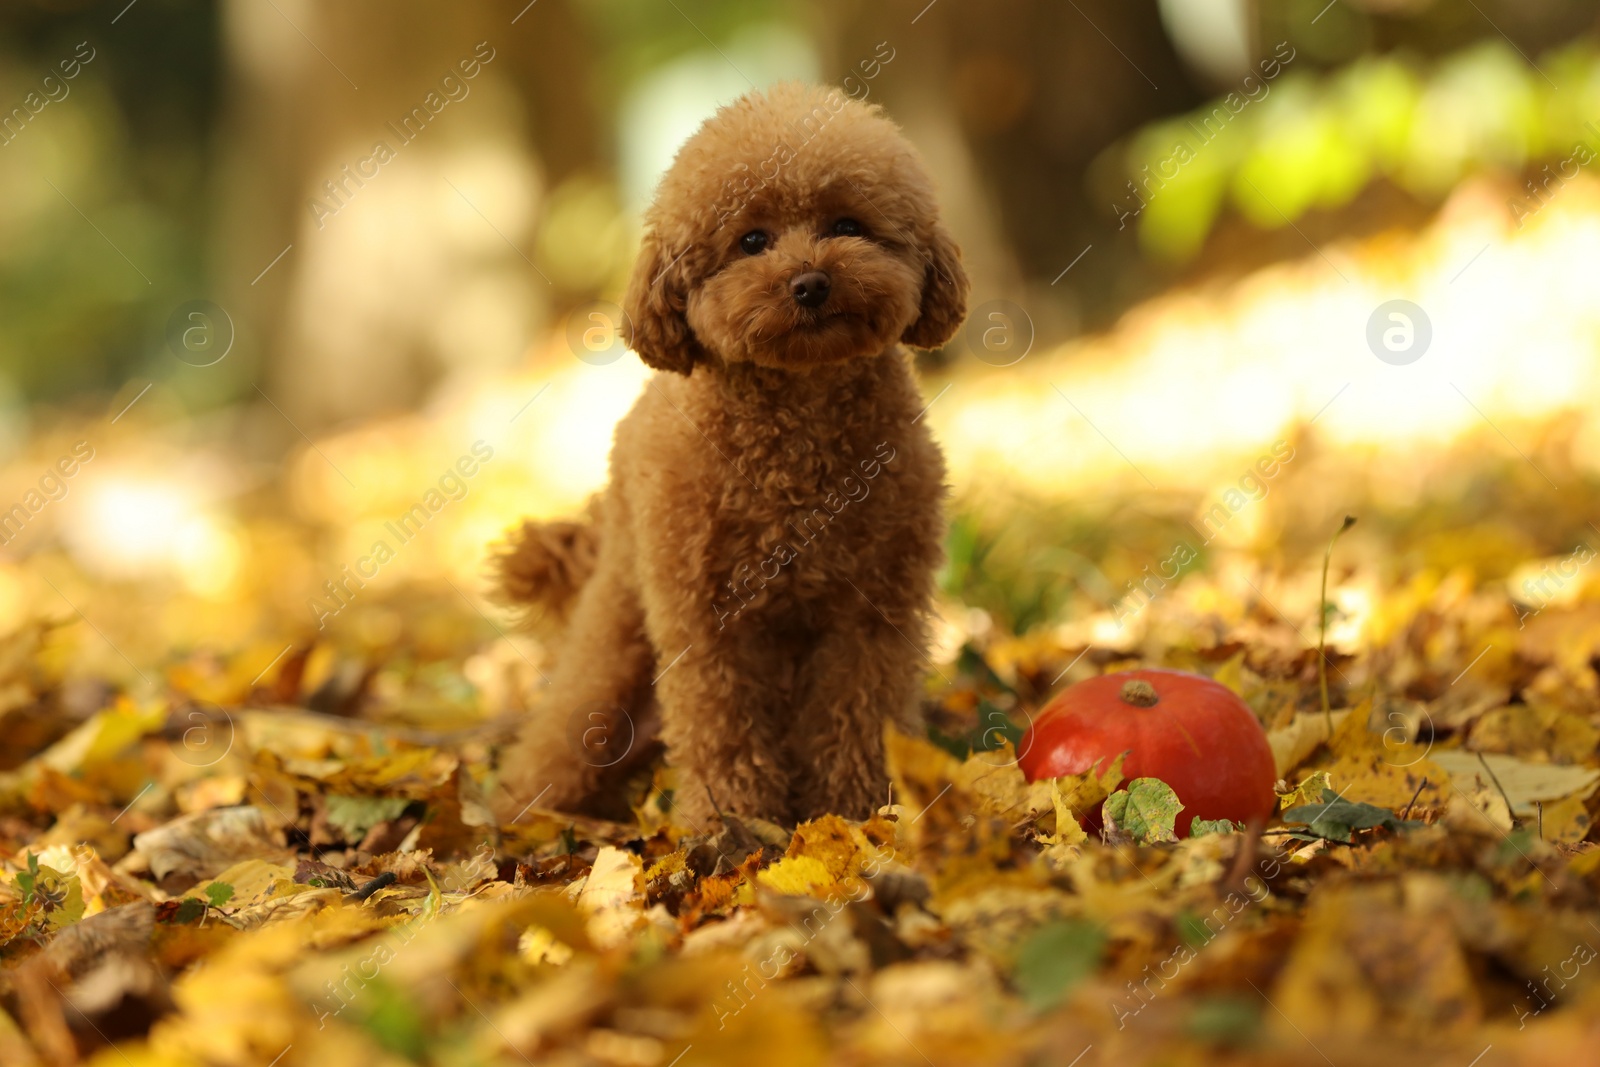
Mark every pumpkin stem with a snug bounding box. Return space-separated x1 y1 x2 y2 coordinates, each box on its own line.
1119 679 1159 707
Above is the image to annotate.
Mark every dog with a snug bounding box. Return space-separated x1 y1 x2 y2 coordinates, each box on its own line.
493 82 968 827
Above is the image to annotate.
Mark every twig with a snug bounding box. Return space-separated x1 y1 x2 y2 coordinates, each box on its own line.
349 871 397 902
1401 777 1428 821
1220 816 1267 894
1319 516 1357 733
1477 751 1518 827
704 785 727 821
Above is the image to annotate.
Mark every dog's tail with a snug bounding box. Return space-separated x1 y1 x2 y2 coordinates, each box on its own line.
490 502 600 637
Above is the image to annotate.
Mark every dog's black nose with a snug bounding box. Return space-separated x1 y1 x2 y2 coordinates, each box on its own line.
790 270 831 308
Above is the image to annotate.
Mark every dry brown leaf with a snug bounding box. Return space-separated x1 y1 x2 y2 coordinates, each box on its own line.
572 846 645 949
1430 751 1600 817
1272 883 1482 1040
128 806 292 884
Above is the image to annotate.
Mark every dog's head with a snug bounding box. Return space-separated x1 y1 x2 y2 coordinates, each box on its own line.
624 82 969 374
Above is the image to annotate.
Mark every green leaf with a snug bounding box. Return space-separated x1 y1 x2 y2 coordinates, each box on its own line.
923 701 1026 762
1280 789 1419 843
203 882 235 907
1494 828 1540 867
1013 919 1105 1011
173 897 206 924
1191 818 1244 837
1103 778 1184 844
925 724 970 761
359 980 428 1058
37 870 84 932
17 851 39 905
1277 770 1333 811
1186 995 1260 1044
969 699 1024 753
324 795 412 843
1175 910 1212 948
955 643 1015 695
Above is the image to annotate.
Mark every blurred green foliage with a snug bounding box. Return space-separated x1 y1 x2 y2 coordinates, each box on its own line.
0 3 219 407
942 494 1212 635
1121 39 1600 260
578 0 797 92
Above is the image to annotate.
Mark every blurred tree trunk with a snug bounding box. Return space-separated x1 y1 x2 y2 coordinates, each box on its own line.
822 0 1204 346
211 0 601 432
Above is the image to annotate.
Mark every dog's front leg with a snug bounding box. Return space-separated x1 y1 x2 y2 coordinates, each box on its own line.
651 626 794 827
787 612 926 822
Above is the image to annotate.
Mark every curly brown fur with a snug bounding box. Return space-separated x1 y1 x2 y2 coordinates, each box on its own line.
491 507 600 640
494 83 968 827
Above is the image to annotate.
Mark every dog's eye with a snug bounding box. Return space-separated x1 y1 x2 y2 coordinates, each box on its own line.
739 231 769 255
831 218 863 238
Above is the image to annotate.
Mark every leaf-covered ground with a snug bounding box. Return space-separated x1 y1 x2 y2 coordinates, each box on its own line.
6 468 1600 1067
8 184 1600 1063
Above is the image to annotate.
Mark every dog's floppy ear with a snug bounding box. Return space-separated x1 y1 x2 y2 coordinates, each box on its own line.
623 230 704 375
900 224 970 350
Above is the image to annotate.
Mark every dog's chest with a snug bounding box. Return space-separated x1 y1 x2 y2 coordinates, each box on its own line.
730 419 878 501
649 358 934 606
709 420 916 608
715 364 905 501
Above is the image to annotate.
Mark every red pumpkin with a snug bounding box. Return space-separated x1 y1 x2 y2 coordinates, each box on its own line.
1018 668 1276 836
